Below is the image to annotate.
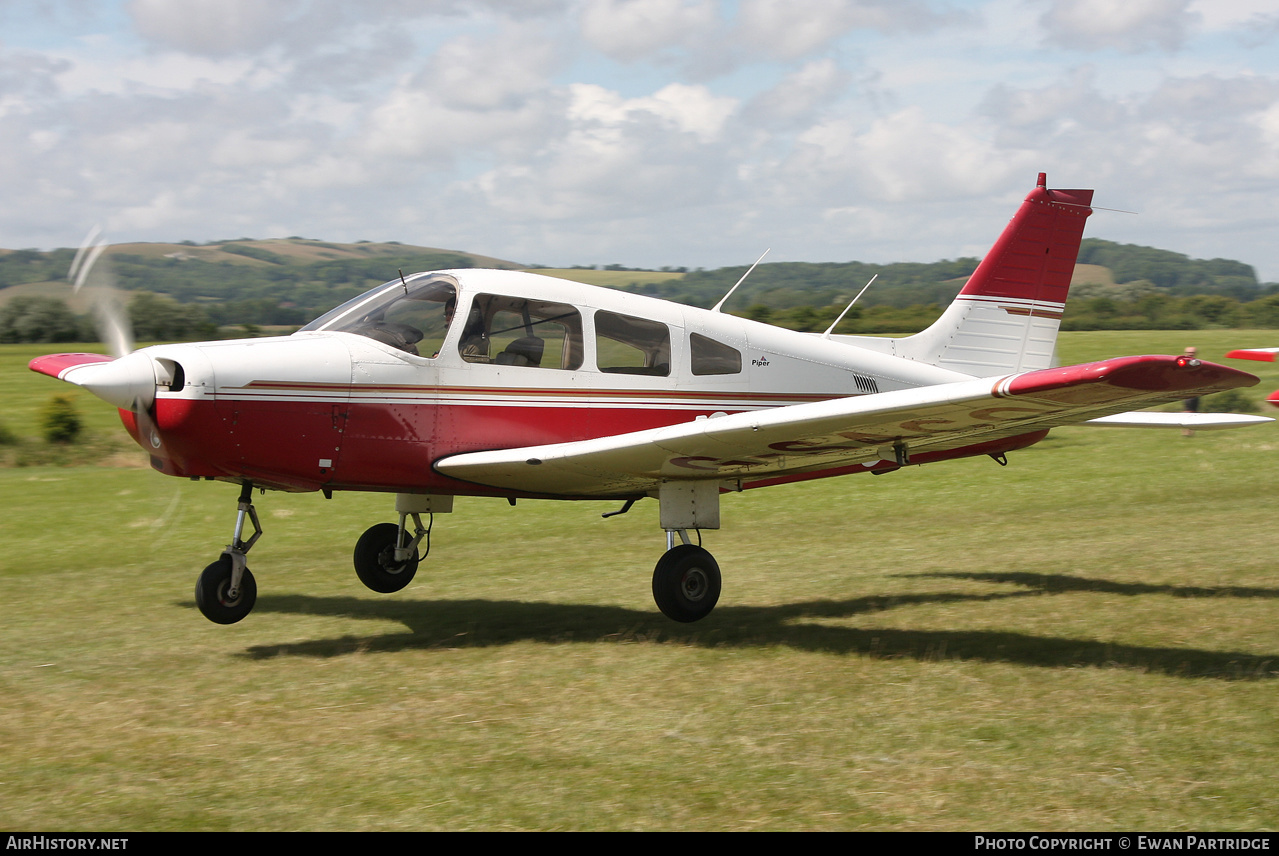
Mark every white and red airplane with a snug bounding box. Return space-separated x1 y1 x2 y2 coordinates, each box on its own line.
1225 349 1279 408
30 174 1271 626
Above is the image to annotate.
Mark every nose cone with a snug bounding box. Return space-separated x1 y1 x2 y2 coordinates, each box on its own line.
60 351 158 411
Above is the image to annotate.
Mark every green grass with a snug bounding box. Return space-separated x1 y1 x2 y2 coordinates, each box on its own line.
1 334 1277 830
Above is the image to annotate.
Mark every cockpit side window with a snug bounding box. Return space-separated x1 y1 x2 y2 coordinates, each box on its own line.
596 311 671 376
460 294 584 370
690 333 742 376
300 275 458 358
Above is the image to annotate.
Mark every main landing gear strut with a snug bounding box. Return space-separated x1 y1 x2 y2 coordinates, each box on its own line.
352 493 450 594
652 530 721 623
647 480 723 623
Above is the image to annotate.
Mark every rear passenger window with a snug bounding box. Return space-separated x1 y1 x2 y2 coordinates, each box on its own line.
596 311 671 376
690 333 742 376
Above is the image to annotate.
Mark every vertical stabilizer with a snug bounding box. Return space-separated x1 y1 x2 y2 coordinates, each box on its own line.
837 174 1093 377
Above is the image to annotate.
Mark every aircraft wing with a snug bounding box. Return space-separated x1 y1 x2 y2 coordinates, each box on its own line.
436 355 1262 497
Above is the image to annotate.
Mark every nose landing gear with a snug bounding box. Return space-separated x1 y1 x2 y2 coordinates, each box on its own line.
195 482 262 625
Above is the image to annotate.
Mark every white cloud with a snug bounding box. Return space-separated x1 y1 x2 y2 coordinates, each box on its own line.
568 81 737 142
1187 0 1278 31
2 0 1279 281
416 30 564 111
1040 0 1198 52
743 59 849 128
579 0 718 63
127 0 304 57
736 0 974 60
790 107 1021 204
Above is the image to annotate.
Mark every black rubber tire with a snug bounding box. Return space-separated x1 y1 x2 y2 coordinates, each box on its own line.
195 554 257 625
353 522 420 593
652 544 721 623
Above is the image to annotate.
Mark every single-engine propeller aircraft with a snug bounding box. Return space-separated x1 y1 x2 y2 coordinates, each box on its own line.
31 174 1272 625
1226 349 1279 408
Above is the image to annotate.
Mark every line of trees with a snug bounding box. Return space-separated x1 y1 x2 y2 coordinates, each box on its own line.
3 237 1279 344
740 291 1279 335
9 287 1279 345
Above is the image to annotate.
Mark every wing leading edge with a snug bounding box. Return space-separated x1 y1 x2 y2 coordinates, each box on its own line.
436 355 1264 497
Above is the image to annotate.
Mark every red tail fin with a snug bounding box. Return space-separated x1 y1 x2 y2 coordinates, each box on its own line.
960 172 1093 304
833 174 1096 376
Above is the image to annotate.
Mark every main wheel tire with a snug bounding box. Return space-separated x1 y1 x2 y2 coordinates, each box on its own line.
353 522 420 593
652 544 721 623
195 554 257 625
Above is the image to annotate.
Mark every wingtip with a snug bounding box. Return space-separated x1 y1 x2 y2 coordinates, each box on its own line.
1226 349 1279 362
28 352 115 380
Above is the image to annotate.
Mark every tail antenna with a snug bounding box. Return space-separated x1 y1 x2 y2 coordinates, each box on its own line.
711 248 770 313
822 274 877 338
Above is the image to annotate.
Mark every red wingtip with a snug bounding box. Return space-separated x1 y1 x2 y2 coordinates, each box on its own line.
1226 349 1278 362
29 352 115 380
1267 389 1279 408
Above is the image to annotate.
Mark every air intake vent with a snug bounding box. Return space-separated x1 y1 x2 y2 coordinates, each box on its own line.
853 374 879 394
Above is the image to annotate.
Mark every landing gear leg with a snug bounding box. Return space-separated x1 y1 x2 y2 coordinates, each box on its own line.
353 517 424 593
652 530 721 623
195 481 262 625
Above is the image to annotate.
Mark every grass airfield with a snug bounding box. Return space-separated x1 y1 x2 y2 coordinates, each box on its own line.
1 332 1277 831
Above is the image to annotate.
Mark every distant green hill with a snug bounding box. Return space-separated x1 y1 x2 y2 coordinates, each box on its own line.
627 239 1265 313
0 239 523 326
2 236 1276 342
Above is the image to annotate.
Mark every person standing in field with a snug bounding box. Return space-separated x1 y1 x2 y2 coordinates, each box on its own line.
1182 346 1199 436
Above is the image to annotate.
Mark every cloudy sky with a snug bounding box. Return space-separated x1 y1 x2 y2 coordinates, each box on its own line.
4 0 1279 281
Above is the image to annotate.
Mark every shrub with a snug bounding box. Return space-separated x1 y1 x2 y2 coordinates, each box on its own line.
40 395 84 444
1202 389 1260 414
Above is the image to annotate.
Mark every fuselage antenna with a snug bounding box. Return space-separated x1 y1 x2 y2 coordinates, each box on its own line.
711 248 770 313
822 274 877 338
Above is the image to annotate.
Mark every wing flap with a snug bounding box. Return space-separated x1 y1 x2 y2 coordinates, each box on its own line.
436 355 1259 497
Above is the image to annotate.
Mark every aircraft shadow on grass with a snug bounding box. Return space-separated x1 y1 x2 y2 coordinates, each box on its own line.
919 571 1279 601
212 574 1278 680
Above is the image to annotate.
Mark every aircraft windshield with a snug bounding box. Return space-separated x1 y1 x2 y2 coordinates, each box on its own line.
300 275 459 357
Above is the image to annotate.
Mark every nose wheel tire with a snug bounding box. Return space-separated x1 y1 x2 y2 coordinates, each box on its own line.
195 554 257 625
354 522 421 593
652 544 721 623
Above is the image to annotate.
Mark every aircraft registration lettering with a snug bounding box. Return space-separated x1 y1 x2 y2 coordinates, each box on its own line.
768 438 859 454
967 405 1042 421
669 456 720 471
670 454 786 471
897 417 956 433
